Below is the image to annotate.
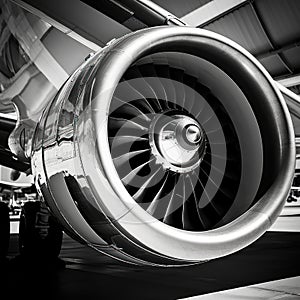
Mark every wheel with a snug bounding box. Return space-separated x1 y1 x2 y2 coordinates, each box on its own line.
19 201 63 259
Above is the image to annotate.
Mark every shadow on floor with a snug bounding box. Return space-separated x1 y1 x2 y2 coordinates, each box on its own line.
1 231 300 300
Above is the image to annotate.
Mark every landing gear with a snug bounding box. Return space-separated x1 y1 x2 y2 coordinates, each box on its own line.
16 201 65 269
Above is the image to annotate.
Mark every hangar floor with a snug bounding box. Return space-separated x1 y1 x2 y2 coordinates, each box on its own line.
2 231 300 300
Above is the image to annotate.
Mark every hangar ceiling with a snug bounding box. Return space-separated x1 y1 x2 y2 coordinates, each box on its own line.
152 0 212 18
1 0 300 135
11 0 299 91
154 0 300 91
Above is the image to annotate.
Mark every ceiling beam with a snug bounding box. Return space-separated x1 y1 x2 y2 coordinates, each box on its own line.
9 0 130 47
256 40 300 60
181 0 248 27
277 75 300 88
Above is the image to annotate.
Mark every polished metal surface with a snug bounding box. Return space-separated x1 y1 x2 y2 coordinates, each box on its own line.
186 124 202 144
31 26 295 266
148 112 206 173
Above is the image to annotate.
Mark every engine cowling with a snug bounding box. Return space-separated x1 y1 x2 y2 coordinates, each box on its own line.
31 26 295 266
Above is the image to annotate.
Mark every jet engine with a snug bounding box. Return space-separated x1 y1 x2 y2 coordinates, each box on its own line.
31 26 295 266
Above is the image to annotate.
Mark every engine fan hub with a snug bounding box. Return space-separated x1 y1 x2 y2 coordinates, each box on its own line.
185 124 202 144
149 111 206 173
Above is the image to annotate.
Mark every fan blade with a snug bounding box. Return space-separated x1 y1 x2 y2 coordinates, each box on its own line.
124 67 162 112
136 63 169 109
113 149 150 170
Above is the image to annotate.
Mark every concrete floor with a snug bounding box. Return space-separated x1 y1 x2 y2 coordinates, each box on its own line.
2 231 300 300
184 276 300 299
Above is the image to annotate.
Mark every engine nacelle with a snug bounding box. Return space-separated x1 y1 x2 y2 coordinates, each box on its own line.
31 26 295 266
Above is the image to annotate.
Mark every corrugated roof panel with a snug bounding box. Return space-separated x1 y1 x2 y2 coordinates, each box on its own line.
290 113 300 137
255 0 300 47
152 0 212 18
204 4 270 55
201 0 300 81
259 55 289 77
282 47 300 73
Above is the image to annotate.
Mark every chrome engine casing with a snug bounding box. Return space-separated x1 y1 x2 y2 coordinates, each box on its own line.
31 26 295 266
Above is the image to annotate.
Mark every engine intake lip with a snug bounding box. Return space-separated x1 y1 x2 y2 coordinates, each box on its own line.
87 26 295 262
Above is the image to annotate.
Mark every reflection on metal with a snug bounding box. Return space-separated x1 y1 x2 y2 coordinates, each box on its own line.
148 113 206 173
31 26 295 266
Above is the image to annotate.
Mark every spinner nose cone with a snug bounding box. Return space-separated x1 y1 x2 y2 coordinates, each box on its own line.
185 124 202 144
